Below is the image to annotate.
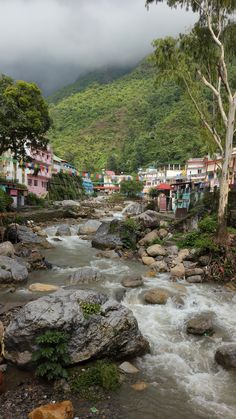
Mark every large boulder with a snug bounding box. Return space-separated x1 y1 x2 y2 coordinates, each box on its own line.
135 210 160 229
92 220 125 250
56 225 71 237
78 220 101 235
4 289 149 367
186 313 214 336
0 256 28 284
70 267 103 284
122 203 145 216
6 225 42 245
144 288 171 305
0 241 15 257
215 343 236 369
146 244 167 257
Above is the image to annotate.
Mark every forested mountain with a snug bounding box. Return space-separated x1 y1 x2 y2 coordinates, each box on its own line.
48 58 208 172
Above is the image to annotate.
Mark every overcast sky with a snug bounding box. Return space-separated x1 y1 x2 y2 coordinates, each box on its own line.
0 0 196 94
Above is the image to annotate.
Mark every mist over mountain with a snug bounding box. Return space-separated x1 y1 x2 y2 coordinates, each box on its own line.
0 0 196 94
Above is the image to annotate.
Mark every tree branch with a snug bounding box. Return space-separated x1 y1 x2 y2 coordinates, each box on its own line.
197 70 228 128
182 75 224 154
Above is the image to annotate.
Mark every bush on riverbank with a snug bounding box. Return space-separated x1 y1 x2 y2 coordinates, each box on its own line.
26 192 45 208
48 172 83 201
0 190 13 212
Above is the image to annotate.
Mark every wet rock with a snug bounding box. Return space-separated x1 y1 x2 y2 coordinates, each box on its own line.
172 295 185 308
158 228 168 239
0 242 15 257
183 261 198 269
144 288 170 304
121 275 144 288
177 249 190 262
5 289 149 366
0 321 4 340
119 361 139 374
0 256 28 284
186 275 203 284
56 225 71 237
215 343 236 369
92 220 123 250
138 230 159 246
142 256 155 266
131 381 149 391
70 267 103 285
135 210 160 229
52 237 62 242
171 283 187 294
29 400 74 419
185 268 204 277
78 220 102 235
186 314 214 336
29 283 59 292
96 250 119 259
6 224 43 245
199 255 210 266
170 263 185 279
146 244 167 257
151 260 168 272
122 202 144 216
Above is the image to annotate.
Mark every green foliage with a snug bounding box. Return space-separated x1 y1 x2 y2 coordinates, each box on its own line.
71 360 120 399
121 218 140 249
0 75 51 159
26 192 45 207
198 215 218 234
177 230 220 253
48 59 206 172
120 180 143 198
0 189 13 212
80 301 101 319
32 330 70 381
148 188 159 198
48 172 83 201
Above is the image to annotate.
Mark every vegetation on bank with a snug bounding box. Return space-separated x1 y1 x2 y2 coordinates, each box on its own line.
47 172 83 201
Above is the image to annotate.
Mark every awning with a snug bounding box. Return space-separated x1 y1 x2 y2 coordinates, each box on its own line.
156 183 172 190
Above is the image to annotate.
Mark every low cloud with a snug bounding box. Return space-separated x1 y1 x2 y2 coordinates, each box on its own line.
0 0 196 94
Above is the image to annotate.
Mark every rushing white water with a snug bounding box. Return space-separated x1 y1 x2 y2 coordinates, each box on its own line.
2 222 236 418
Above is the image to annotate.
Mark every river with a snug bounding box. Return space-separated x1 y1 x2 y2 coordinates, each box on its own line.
1 220 236 419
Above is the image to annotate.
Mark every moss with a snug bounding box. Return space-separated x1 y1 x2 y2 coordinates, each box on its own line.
80 301 101 319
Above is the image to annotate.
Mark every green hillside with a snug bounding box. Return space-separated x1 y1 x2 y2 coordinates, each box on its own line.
48 58 207 172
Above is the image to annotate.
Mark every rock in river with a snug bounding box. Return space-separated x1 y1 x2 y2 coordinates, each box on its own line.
4 289 149 366
0 256 28 284
186 313 214 336
144 288 171 305
92 220 124 250
215 343 236 369
135 210 160 229
70 267 103 284
29 283 59 292
0 241 15 257
29 400 74 419
121 275 144 288
78 220 101 235
56 225 71 237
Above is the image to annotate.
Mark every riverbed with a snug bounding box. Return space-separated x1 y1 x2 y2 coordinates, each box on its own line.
1 221 236 419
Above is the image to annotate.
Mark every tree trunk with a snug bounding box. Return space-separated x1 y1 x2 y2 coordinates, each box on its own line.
218 98 236 235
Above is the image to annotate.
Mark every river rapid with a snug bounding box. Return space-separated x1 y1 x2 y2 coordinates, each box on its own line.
1 220 236 419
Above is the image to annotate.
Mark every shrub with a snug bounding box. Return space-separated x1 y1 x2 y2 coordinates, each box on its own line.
32 330 70 381
71 360 120 399
198 215 218 233
121 218 140 249
0 190 13 212
80 301 101 319
26 192 45 207
120 179 143 198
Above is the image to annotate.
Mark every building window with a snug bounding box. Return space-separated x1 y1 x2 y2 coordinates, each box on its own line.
42 181 47 188
34 179 38 186
198 169 202 174
28 178 32 186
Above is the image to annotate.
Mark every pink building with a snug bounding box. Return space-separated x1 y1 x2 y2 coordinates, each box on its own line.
26 146 53 197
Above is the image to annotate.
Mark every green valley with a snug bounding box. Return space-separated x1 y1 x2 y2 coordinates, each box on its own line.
48 58 206 172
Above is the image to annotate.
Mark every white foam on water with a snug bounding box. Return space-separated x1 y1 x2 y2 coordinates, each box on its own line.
122 283 236 418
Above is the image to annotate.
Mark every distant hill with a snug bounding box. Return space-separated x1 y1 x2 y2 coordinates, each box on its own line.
48 58 207 172
47 66 135 104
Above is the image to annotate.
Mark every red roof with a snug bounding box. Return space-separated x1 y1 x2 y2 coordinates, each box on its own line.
156 183 172 190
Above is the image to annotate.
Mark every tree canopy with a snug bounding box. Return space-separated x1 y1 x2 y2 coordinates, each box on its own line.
0 75 51 160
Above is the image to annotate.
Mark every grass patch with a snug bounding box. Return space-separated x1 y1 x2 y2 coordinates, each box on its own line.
80 301 101 319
